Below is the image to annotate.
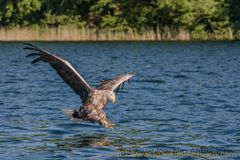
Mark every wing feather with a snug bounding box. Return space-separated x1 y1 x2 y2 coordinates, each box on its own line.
96 72 136 94
24 43 91 103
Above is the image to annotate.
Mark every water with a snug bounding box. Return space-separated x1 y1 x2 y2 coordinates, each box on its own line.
0 41 240 159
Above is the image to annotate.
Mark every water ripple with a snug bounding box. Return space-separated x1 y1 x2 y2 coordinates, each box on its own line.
0 42 240 159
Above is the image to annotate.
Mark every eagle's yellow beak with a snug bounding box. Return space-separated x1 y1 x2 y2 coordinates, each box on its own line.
111 95 116 103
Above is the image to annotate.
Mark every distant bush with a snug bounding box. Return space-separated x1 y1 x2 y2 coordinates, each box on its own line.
0 0 239 40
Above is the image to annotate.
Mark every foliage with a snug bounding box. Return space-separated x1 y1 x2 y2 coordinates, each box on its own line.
0 0 239 39
0 0 41 26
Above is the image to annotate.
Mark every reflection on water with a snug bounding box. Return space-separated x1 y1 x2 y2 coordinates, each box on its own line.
55 134 109 148
27 134 109 151
0 41 240 159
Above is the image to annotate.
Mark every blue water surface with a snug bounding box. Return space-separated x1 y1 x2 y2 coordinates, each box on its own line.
0 41 240 159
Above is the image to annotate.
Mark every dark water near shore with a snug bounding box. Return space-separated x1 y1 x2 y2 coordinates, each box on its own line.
0 41 240 159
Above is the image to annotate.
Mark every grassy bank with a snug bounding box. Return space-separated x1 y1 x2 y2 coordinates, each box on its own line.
0 27 235 41
0 27 190 41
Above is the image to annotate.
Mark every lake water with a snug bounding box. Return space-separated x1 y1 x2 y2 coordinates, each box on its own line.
0 41 240 159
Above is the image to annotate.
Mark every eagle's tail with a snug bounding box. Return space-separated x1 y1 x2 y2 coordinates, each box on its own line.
61 109 74 119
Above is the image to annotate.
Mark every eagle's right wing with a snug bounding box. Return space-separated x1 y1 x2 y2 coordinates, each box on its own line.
24 43 92 103
96 72 136 94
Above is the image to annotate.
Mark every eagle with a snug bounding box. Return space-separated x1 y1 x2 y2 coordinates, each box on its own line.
23 43 136 128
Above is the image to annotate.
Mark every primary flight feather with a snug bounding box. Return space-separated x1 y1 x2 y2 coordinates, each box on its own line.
24 43 136 128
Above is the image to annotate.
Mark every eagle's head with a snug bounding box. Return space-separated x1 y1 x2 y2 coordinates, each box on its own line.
106 90 116 103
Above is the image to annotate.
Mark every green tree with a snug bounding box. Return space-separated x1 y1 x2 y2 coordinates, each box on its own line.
227 0 240 39
0 0 41 27
0 0 238 39
190 0 230 39
88 0 129 31
40 0 96 27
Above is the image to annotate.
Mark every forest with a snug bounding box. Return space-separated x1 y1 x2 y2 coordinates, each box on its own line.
0 0 240 40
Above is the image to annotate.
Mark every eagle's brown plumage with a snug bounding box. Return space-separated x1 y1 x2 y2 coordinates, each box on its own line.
24 43 136 128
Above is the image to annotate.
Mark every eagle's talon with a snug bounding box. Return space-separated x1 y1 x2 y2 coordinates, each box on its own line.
105 122 115 129
106 124 115 129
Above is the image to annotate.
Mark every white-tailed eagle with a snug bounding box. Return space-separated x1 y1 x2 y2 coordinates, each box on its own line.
24 43 136 128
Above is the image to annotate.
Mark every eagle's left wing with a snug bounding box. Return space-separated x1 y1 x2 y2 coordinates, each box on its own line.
23 43 92 103
96 72 136 94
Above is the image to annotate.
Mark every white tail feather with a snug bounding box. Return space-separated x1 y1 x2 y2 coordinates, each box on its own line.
61 109 82 121
61 109 74 119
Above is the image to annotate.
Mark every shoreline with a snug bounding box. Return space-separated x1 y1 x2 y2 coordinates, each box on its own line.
0 27 236 41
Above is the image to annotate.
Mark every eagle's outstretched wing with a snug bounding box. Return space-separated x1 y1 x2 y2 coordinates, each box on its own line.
96 72 136 94
24 43 92 103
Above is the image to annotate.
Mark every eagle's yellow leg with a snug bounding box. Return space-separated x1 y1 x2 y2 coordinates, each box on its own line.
100 119 115 129
105 122 116 129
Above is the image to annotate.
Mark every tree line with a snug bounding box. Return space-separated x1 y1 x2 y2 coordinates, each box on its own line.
0 0 239 40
